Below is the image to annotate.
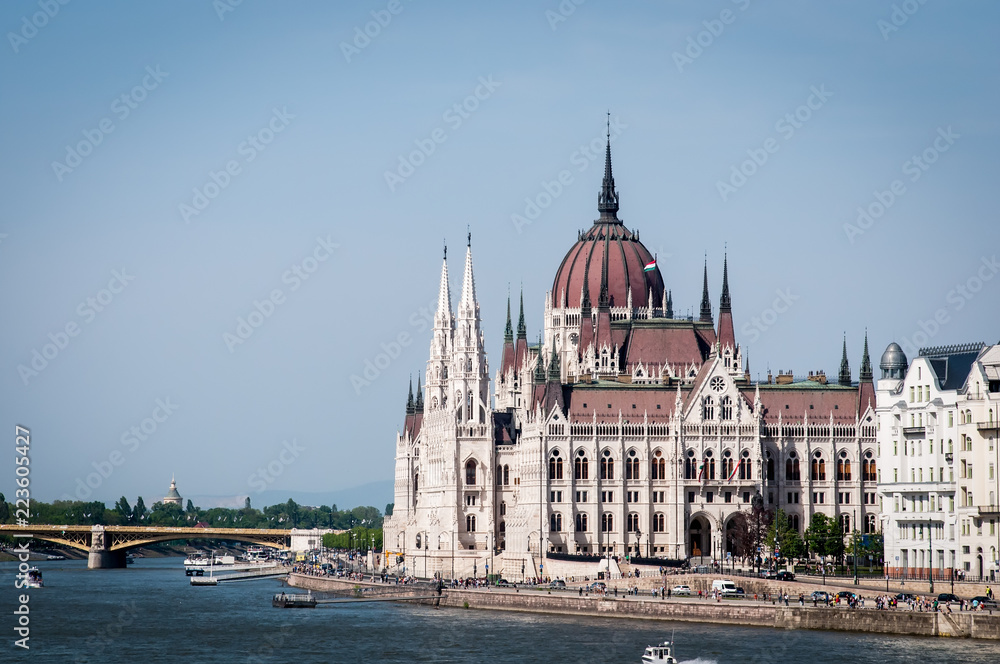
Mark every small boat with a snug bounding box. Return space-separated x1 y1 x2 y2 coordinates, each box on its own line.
272 592 316 609
25 568 43 589
641 640 677 664
125 554 136 565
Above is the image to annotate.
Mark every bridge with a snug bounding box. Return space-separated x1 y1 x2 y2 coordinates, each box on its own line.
0 524 292 569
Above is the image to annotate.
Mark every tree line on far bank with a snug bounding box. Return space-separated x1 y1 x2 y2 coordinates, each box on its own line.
0 493 389 531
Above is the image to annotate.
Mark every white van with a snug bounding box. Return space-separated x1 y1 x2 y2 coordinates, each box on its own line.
711 579 739 595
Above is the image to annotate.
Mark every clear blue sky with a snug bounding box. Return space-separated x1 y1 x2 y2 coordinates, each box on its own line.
1 1 997 506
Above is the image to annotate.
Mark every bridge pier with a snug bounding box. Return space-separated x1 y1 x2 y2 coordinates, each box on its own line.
87 525 126 569
88 549 127 569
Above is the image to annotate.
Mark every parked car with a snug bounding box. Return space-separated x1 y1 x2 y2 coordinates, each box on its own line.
549 579 567 589
835 591 857 601
586 582 607 593
937 593 962 603
671 585 691 596
970 596 998 609
895 593 917 602
496 579 513 587
759 570 778 579
810 591 829 602
775 571 795 581
734 587 747 597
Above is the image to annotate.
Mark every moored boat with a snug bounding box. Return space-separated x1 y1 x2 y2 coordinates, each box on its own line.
272 592 317 609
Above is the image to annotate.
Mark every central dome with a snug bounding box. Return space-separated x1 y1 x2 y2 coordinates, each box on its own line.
551 136 665 309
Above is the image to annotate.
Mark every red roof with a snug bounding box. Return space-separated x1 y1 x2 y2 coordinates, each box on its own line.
564 386 676 422
624 325 712 369
753 385 859 423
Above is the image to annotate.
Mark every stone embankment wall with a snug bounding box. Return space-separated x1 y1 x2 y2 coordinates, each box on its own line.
287 574 1000 639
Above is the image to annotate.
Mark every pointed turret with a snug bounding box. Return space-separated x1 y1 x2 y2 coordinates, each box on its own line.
426 247 454 412
699 259 713 323
597 114 620 222
717 254 735 349
598 239 610 309
436 246 452 322
406 377 415 414
415 376 423 412
666 290 673 319
838 335 852 386
548 344 561 383
534 337 546 384
504 293 513 344
857 330 875 417
458 238 477 314
860 332 873 381
517 289 526 340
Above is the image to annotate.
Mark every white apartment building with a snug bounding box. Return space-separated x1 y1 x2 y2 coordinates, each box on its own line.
877 341 998 582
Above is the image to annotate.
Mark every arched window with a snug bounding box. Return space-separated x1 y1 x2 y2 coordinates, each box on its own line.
702 396 715 420
574 452 589 480
722 452 734 481
685 450 696 479
626 450 639 480
575 513 588 532
839 514 850 533
601 513 614 533
627 513 640 533
786 453 800 481
466 515 476 532
652 513 665 532
549 451 563 480
865 514 877 534
720 396 733 420
600 450 614 480
651 451 666 480
467 390 474 421
503 465 510 486
550 512 562 532
766 450 774 481
705 451 715 480
739 450 752 480
811 453 826 481
863 453 875 482
465 459 477 485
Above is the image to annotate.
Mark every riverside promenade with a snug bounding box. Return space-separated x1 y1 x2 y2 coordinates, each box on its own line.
287 573 1000 640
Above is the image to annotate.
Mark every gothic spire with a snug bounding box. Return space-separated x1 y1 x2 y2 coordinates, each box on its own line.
598 239 610 309
666 290 673 319
720 253 732 313
436 246 452 321
458 239 477 313
504 292 513 344
597 112 620 222
860 330 873 381
415 376 423 411
548 343 561 382
406 376 415 414
699 258 713 323
517 288 527 339
839 335 852 386
534 337 546 383
581 260 592 319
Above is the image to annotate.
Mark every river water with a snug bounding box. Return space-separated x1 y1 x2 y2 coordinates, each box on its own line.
3 558 1000 663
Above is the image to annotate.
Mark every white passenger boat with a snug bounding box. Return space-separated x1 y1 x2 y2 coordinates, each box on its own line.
640 640 676 664
25 568 43 589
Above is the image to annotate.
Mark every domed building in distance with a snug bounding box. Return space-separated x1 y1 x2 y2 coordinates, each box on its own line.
163 476 182 506
384 132 879 580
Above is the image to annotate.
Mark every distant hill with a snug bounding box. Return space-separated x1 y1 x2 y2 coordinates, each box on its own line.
186 479 394 513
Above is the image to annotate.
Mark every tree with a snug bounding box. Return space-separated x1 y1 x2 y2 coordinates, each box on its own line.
186 499 196 513
114 496 132 523
244 497 252 510
805 513 845 561
0 493 9 523
133 497 148 523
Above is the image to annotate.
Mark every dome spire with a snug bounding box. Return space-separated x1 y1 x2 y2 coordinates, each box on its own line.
597 112 620 222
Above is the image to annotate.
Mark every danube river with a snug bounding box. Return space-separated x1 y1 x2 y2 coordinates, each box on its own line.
4 558 1000 663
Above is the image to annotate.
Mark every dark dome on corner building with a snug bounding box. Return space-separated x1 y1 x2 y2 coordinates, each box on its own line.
880 342 908 379
551 136 665 309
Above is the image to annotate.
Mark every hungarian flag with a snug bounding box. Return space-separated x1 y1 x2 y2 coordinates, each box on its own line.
728 460 740 482
644 259 656 272
697 461 705 481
